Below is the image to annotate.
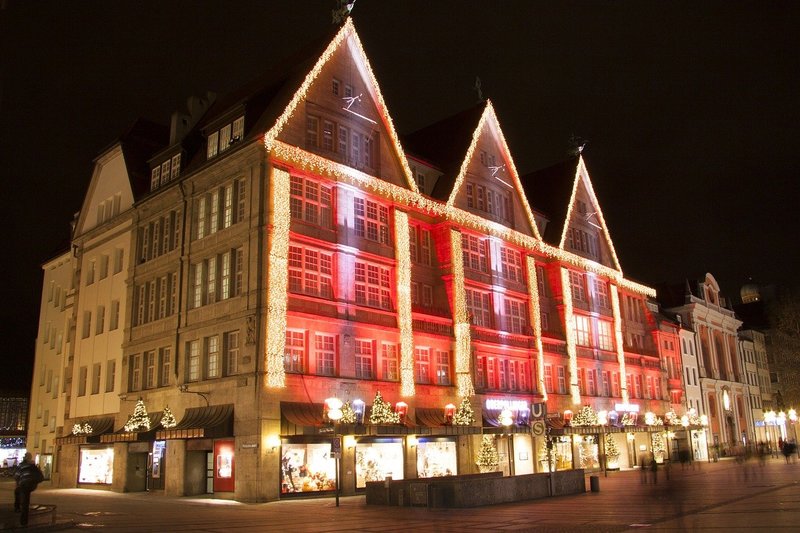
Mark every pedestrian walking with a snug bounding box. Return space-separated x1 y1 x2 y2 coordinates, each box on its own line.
14 452 45 527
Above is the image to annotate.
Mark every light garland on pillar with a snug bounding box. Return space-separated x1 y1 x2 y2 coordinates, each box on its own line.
560 267 580 405
445 102 541 240
558 156 622 272
610 284 629 403
450 228 475 398
526 255 547 400
265 167 291 388
394 210 415 397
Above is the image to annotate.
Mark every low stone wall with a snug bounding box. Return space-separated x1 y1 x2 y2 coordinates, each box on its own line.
365 472 502 506
366 470 585 508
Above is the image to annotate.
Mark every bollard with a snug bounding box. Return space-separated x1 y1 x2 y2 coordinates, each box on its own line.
589 475 600 492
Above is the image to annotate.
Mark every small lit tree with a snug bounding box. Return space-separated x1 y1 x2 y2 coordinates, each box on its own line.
452 397 475 426
369 391 400 424
571 405 599 427
651 432 666 463
476 435 499 473
605 434 621 469
161 406 177 429
124 399 150 432
340 400 356 424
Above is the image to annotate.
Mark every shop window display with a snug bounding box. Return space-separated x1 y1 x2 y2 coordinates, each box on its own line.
417 438 457 478
355 439 404 488
78 447 114 484
554 437 573 470
576 435 600 469
281 442 336 493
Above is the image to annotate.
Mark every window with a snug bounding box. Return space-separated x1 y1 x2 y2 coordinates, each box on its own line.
465 288 492 327
415 172 425 192
105 360 115 392
110 300 120 331
128 353 142 391
422 285 433 307
502 297 527 334
415 347 431 384
306 115 319 148
224 331 239 376
189 249 244 308
322 120 334 151
355 340 374 379
409 224 432 266
139 209 181 262
354 261 392 310
567 227 598 258
612 372 621 397
573 315 590 346
314 334 336 376
187 341 200 382
602 371 611 397
99 255 109 279
171 154 181 180
82 311 92 339
597 320 614 351
206 336 220 379
381 343 398 381
290 175 333 228
78 366 88 396
461 234 488 272
207 116 243 159
354 197 390 244
86 261 96 285
557 366 566 394
159 347 171 387
95 305 105 335
332 78 340 96
499 247 522 282
284 331 305 373
435 351 451 385
151 166 161 190
144 351 156 389
587 369 596 396
338 125 349 156
91 364 101 395
288 245 334 298
593 279 610 308
544 365 554 393
114 249 124 274
569 271 586 302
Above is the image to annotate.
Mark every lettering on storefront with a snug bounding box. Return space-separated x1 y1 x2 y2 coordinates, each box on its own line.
615 403 640 413
485 399 530 411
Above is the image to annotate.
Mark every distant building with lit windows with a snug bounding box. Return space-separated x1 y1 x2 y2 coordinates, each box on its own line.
33 20 680 501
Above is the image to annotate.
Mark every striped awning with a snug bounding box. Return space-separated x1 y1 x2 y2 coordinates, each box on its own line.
101 413 163 443
55 416 115 445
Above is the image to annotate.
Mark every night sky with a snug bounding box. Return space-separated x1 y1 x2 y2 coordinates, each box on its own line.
2 1 798 391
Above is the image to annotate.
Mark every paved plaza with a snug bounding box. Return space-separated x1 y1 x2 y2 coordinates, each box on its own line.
2 456 798 531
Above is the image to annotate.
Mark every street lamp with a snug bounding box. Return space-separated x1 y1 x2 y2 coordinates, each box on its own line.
764 410 777 453
681 415 693 463
325 397 343 507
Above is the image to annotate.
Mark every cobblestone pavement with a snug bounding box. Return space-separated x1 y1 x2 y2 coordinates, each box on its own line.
2 456 798 532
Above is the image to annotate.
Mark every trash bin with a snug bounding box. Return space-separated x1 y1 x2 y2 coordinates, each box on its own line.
589 475 600 492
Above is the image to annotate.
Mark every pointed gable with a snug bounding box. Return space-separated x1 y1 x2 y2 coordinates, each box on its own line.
525 156 621 271
404 101 539 238
75 119 167 237
265 19 417 192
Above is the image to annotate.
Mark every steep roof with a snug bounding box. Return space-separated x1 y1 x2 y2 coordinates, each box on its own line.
519 156 579 245
402 103 486 201
117 119 169 200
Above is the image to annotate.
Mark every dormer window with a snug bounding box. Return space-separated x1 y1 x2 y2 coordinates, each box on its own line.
332 78 341 96
207 116 244 160
150 154 182 191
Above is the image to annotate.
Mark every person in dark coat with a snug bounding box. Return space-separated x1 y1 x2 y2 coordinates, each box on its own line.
14 452 44 526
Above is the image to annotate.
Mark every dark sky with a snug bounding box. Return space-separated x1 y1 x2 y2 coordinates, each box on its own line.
2 1 798 390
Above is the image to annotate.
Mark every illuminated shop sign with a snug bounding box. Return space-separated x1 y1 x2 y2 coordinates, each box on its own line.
615 403 640 413
485 399 529 411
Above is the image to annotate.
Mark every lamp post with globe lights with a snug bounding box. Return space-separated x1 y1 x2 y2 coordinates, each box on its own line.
325 397 344 507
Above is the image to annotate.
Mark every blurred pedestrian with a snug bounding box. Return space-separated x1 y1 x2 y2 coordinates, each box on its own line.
14 452 44 527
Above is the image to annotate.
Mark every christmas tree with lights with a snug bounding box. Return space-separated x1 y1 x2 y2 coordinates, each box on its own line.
651 431 666 462
571 405 598 427
161 406 177 429
476 435 500 472
605 434 620 468
124 399 150 432
452 397 475 426
340 400 356 424
369 391 400 424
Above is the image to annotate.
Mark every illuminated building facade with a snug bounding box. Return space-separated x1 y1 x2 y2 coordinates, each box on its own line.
33 20 679 501
658 274 749 455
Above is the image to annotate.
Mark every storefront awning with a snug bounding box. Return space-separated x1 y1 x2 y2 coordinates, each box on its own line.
483 410 531 434
101 413 163 443
416 407 446 427
55 416 116 445
156 404 233 440
415 407 479 435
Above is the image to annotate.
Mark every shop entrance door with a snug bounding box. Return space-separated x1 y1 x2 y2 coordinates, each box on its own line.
206 452 214 494
127 453 148 492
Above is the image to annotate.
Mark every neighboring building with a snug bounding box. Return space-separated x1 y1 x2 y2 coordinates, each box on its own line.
738 328 767 444
1 392 29 468
658 274 749 455
26 251 74 477
34 20 679 502
676 319 708 460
